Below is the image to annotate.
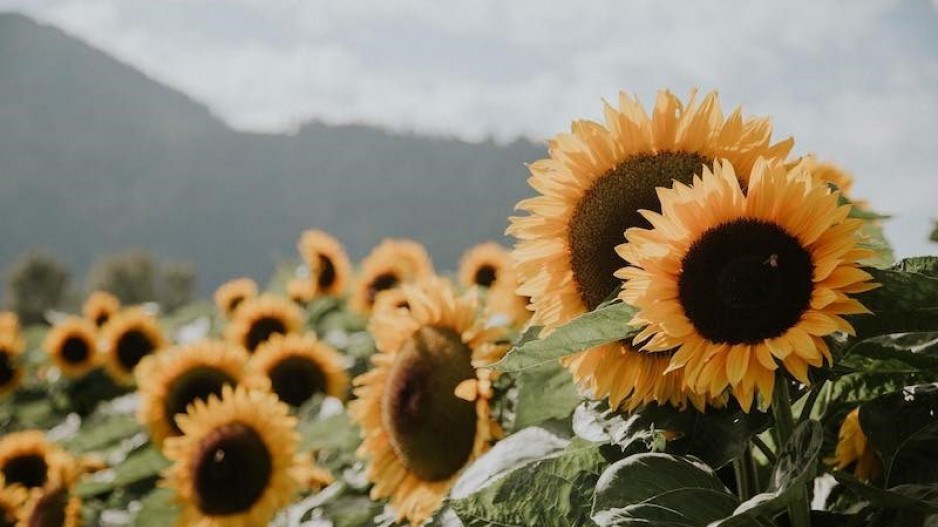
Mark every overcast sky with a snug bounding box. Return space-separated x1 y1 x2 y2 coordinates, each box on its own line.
3 0 937 258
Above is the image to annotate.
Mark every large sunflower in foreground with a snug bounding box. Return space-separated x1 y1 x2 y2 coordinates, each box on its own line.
297 230 353 298
100 309 168 385
214 278 258 318
508 89 792 410
43 318 99 379
828 408 881 482
0 336 24 399
617 159 876 411
457 242 512 289
252 333 348 407
0 431 74 492
162 386 328 527
17 484 82 527
82 291 121 328
224 295 303 353
137 341 266 448
350 279 507 525
350 239 435 314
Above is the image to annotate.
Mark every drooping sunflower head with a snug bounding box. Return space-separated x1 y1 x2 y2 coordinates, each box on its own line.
0 336 24 399
286 277 317 306
224 295 303 353
297 230 353 298
350 239 435 314
162 385 317 527
0 432 75 493
43 318 99 379
827 407 881 482
617 158 877 411
17 483 82 527
82 291 121 328
214 278 258 318
350 278 507 525
136 340 267 448
100 308 168 385
457 242 512 290
251 333 348 408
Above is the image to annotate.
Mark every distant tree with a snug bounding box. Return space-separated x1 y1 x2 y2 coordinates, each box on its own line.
931 220 938 244
87 250 156 305
6 250 70 324
160 262 196 313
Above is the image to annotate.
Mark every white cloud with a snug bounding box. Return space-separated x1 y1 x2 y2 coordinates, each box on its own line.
1 0 937 257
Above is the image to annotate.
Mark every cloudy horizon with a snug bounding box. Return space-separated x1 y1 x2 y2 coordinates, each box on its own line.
2 0 936 258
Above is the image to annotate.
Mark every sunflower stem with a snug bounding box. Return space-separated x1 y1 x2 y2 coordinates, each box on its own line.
797 380 825 425
772 375 811 527
751 435 777 465
733 446 754 500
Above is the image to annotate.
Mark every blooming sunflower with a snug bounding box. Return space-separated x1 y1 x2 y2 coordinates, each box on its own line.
214 278 258 318
162 385 328 527
100 308 168 385
251 333 348 407
224 295 303 353
457 242 512 289
349 279 507 525
82 291 121 328
350 239 435 314
297 230 353 298
372 288 411 319
0 336 24 399
43 318 99 379
17 484 81 527
484 277 532 329
136 341 266 448
508 89 792 410
286 277 317 306
0 431 75 492
828 408 881 482
616 159 876 411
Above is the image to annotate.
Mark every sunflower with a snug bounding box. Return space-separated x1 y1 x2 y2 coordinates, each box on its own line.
17 484 81 527
137 341 267 448
162 385 327 527
214 278 258 318
286 277 317 306
224 295 303 353
297 230 353 298
372 288 411 319
251 333 348 407
100 308 168 385
828 408 881 482
350 239 435 314
82 291 121 328
484 277 532 329
616 159 876 411
0 337 23 399
0 477 27 526
508 89 792 410
43 318 98 379
457 242 512 289
0 312 20 338
349 279 507 525
0 431 75 492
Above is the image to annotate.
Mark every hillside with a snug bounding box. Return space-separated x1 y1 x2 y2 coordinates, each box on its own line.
0 12 543 294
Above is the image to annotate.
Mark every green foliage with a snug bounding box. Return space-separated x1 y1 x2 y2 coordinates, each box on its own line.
851 258 938 339
4 249 69 324
159 261 196 313
510 360 581 431
859 385 938 486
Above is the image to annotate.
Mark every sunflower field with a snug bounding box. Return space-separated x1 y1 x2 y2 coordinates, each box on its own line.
2 89 938 527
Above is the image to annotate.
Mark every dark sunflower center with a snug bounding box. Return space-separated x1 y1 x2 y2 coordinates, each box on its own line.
381 326 477 482
0 353 14 386
268 356 328 407
94 313 109 327
115 329 156 372
569 151 710 310
60 336 90 364
368 272 400 304
227 295 245 313
163 367 236 435
317 255 337 290
245 317 287 352
192 423 273 516
0 505 15 527
2 454 48 489
23 486 67 527
679 219 814 344
473 264 498 287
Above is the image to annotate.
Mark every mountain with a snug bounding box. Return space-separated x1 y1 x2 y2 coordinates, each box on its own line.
0 12 544 294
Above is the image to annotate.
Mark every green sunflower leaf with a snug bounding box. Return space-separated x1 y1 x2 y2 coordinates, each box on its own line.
449 438 606 527
833 471 938 513
134 488 179 527
591 453 744 527
849 258 938 340
839 334 938 376
511 359 581 431
492 302 639 373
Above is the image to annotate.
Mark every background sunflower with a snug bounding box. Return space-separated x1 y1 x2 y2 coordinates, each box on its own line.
43 318 98 379
251 333 348 407
81 291 121 328
350 239 435 314
213 278 258 318
297 229 353 298
224 295 303 353
100 308 168 385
